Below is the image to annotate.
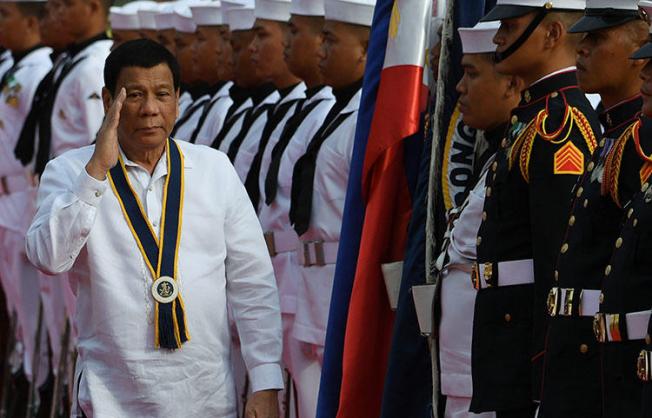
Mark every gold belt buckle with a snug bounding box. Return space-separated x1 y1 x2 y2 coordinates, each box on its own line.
562 288 574 316
264 232 276 257
593 313 606 343
313 241 326 266
302 242 312 267
638 350 651 382
471 263 480 290
547 287 559 317
483 262 493 287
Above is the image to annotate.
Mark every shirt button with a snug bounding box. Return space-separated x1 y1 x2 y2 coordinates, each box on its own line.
504 313 512 322
587 162 595 172
148 186 153 192
568 216 576 226
583 199 589 208
550 92 559 98
95 190 101 197
477 236 482 246
634 218 639 227
486 187 492 197
482 212 487 221
492 161 498 172
643 183 650 193
579 344 589 354
599 293 604 304
615 237 623 248
561 243 569 254
554 270 559 281
576 187 583 197
511 115 518 125
605 265 612 276
628 208 634 218
600 139 606 147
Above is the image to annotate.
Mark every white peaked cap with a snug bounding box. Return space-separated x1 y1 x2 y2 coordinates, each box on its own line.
174 2 199 33
324 0 376 26
587 0 638 8
255 0 292 22
154 2 179 30
493 0 585 8
641 1 652 33
459 21 500 54
290 0 325 16
191 1 225 26
224 0 256 30
110 7 141 30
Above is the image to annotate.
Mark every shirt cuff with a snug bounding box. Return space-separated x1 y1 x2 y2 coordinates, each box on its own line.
74 169 108 206
248 363 284 392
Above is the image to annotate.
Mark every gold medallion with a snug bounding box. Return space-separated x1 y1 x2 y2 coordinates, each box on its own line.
151 276 179 304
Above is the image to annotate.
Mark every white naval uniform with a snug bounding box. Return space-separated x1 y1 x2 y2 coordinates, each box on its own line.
193 81 234 146
26 141 284 417
219 90 280 181
0 49 13 81
50 38 112 157
179 90 193 117
172 93 211 141
292 88 361 348
0 46 53 385
257 85 335 418
439 166 496 418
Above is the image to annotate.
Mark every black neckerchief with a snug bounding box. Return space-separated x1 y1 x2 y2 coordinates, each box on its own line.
68 32 109 58
10 44 46 65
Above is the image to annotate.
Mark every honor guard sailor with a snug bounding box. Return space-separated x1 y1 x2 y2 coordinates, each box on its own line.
436 21 523 418
25 40 284 418
470 1 601 416
186 2 235 146
538 1 650 417
287 0 373 411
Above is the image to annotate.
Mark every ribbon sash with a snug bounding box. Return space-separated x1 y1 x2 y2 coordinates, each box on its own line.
107 138 190 349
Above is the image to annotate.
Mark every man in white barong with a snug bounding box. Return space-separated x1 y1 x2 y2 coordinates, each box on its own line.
25 38 283 418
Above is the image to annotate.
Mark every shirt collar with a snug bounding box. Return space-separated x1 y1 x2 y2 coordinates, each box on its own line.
600 94 643 135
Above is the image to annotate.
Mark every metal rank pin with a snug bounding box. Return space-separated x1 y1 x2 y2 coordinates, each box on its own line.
151 276 179 304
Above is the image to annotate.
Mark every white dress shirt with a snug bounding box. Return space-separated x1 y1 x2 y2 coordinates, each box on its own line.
26 141 283 417
257 86 335 315
292 89 361 346
50 39 112 158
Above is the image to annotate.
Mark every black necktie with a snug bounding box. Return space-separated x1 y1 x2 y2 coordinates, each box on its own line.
210 105 250 150
264 98 325 205
33 55 85 175
188 98 220 144
289 110 354 236
226 104 273 162
171 96 210 139
243 98 302 208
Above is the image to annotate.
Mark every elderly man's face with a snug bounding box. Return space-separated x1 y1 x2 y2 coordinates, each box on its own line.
104 63 179 150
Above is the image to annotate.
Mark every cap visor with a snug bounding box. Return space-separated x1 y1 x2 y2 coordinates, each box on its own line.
568 15 639 33
632 43 652 60
480 5 537 22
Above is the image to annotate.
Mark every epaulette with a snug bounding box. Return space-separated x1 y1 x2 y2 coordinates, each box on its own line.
602 120 637 208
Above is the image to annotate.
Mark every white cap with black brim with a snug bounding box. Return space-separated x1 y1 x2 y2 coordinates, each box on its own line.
631 1 652 59
569 0 644 33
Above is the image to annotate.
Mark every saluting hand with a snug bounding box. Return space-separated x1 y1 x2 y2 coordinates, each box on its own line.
86 88 126 180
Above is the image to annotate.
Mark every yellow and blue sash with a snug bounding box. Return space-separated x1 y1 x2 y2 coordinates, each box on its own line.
107 138 190 349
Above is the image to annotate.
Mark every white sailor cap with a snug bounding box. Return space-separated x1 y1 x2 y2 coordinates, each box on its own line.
290 0 325 16
324 0 376 26
481 0 586 22
224 0 256 30
631 1 652 59
174 2 198 33
191 1 225 26
110 7 141 30
459 21 500 54
569 0 643 33
137 4 162 30
154 2 178 30
255 0 291 22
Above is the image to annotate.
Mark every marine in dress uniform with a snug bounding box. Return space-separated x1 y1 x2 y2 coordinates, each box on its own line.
287 1 373 413
470 1 601 416
186 2 235 146
591 4 652 415
538 2 650 417
26 39 284 418
437 21 524 418
255 0 335 415
0 0 53 393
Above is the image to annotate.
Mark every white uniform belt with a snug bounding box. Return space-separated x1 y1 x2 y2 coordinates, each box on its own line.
471 259 534 290
594 310 651 343
0 173 35 196
297 240 339 267
547 287 601 317
264 230 298 257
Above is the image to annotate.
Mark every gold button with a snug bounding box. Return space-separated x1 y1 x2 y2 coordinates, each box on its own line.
615 237 623 248
643 183 650 192
524 90 531 102
599 293 604 304
576 187 584 197
561 243 569 254
482 211 487 221
554 270 559 281
583 199 589 208
486 187 492 197
477 236 482 246
587 162 595 172
634 219 639 227
511 115 518 125
580 344 589 354
501 138 509 148
628 208 634 218
646 334 651 345
569 216 576 226
504 313 512 322
550 91 559 98
600 139 606 147
492 161 498 172
605 265 612 275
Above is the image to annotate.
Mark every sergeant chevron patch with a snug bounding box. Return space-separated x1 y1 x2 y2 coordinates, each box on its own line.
554 142 584 175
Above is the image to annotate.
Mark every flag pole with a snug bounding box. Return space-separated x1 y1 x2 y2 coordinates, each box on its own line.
425 0 455 415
